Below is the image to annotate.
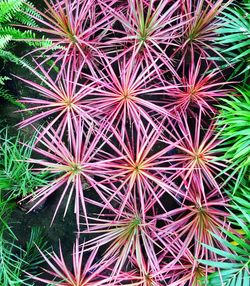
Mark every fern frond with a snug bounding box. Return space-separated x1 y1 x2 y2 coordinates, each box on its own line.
0 0 23 23
0 76 10 85
0 26 52 48
0 0 41 26
0 85 26 110
18 0 43 25
0 35 11 49
0 48 32 68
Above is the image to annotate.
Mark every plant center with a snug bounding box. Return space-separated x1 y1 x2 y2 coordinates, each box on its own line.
63 98 75 108
134 164 143 174
122 90 132 100
145 273 153 284
193 151 205 164
129 216 141 233
189 86 198 101
70 163 82 175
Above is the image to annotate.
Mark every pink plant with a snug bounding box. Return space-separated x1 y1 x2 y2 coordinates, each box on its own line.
157 186 231 261
176 0 233 63
30 237 115 285
17 61 96 138
97 123 182 216
101 0 184 78
23 120 122 229
164 111 228 199
163 251 211 286
81 199 168 278
165 57 231 114
84 53 175 136
21 0 112 75
8 1 238 285
126 254 170 286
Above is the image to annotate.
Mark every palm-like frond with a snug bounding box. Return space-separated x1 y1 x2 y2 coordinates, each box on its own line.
215 3 250 81
200 188 250 286
216 86 250 191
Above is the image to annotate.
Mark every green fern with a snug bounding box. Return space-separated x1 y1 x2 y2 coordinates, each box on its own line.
0 26 52 48
0 76 27 109
0 0 52 51
0 0 24 23
0 75 9 85
0 0 41 26
0 86 27 110
0 34 11 49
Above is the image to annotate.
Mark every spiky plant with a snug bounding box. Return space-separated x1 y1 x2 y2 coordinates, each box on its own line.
177 0 232 63
23 119 122 229
82 198 169 278
84 54 175 136
102 0 183 77
125 254 172 286
163 249 209 286
18 0 112 75
165 57 231 115
157 185 231 262
216 86 250 191
17 60 96 139
31 237 116 286
97 123 180 216
164 111 228 198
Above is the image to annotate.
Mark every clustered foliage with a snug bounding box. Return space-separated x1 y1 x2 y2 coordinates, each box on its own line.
0 0 249 285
